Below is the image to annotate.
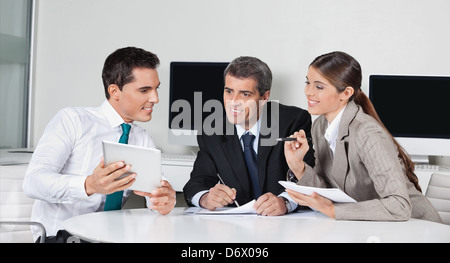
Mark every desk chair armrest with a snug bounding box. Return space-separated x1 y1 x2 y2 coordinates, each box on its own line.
0 221 46 243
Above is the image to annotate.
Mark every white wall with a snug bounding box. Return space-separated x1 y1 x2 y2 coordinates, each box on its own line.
32 0 450 160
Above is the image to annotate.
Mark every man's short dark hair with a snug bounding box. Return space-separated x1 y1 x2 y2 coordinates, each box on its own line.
223 56 272 96
102 47 160 99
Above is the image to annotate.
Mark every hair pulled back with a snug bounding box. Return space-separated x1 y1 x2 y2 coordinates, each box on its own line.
310 51 421 192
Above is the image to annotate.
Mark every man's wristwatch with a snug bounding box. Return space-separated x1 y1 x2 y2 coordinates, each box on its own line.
280 196 291 214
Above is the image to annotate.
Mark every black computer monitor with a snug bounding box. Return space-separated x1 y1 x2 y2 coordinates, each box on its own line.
369 74 450 159
168 62 229 146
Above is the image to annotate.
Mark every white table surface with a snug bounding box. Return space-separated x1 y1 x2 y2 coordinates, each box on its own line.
63 207 450 243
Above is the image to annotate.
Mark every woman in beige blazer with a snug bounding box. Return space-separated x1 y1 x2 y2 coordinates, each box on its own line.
285 51 442 223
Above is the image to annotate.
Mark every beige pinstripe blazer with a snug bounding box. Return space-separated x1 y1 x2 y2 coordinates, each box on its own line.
299 101 442 223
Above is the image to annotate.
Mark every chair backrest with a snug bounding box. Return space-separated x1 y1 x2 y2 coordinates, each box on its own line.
0 165 36 243
425 173 450 225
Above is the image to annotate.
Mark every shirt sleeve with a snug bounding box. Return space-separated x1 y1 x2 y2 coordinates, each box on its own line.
278 191 298 213
23 108 89 203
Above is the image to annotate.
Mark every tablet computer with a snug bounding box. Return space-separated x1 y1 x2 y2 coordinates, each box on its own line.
102 141 162 193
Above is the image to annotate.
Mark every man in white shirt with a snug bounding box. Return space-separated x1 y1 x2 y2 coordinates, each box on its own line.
23 47 176 242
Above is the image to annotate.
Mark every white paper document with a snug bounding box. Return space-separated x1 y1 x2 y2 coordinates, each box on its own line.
279 181 356 203
187 200 257 215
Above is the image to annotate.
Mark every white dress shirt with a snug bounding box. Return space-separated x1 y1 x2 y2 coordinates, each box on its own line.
23 100 156 239
324 105 346 157
235 120 260 153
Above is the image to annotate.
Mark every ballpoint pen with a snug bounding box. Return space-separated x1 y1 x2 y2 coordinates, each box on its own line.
216 173 240 207
276 137 312 142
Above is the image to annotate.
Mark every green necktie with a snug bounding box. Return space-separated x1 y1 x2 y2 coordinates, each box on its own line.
104 123 131 211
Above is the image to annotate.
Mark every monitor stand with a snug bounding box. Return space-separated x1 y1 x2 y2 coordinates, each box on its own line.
410 155 430 165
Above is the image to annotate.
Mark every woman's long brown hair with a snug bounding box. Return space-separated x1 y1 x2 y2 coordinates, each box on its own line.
310 51 421 192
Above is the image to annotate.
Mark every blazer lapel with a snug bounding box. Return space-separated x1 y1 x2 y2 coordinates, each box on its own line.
314 116 335 185
330 101 359 190
331 140 348 190
221 129 251 192
257 101 276 191
257 135 272 191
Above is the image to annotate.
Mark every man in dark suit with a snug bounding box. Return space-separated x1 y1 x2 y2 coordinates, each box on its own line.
183 56 314 216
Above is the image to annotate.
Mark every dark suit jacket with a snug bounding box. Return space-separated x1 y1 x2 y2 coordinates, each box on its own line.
183 101 315 206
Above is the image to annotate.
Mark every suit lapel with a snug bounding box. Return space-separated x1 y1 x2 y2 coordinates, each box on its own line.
257 101 276 191
221 129 251 192
257 135 272 191
315 116 335 185
330 101 359 190
331 140 348 189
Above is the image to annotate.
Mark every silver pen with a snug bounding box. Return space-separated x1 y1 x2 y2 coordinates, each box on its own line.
217 173 240 207
276 137 312 142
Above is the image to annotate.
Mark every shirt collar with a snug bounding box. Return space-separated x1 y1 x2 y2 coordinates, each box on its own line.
99 100 133 128
236 118 261 139
324 105 346 153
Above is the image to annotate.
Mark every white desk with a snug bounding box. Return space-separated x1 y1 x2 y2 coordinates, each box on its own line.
62 207 450 243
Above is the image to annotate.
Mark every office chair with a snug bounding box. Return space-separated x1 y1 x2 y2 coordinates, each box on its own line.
0 221 46 243
425 173 450 225
0 165 45 242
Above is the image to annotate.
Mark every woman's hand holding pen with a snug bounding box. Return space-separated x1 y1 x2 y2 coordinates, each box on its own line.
284 129 310 181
